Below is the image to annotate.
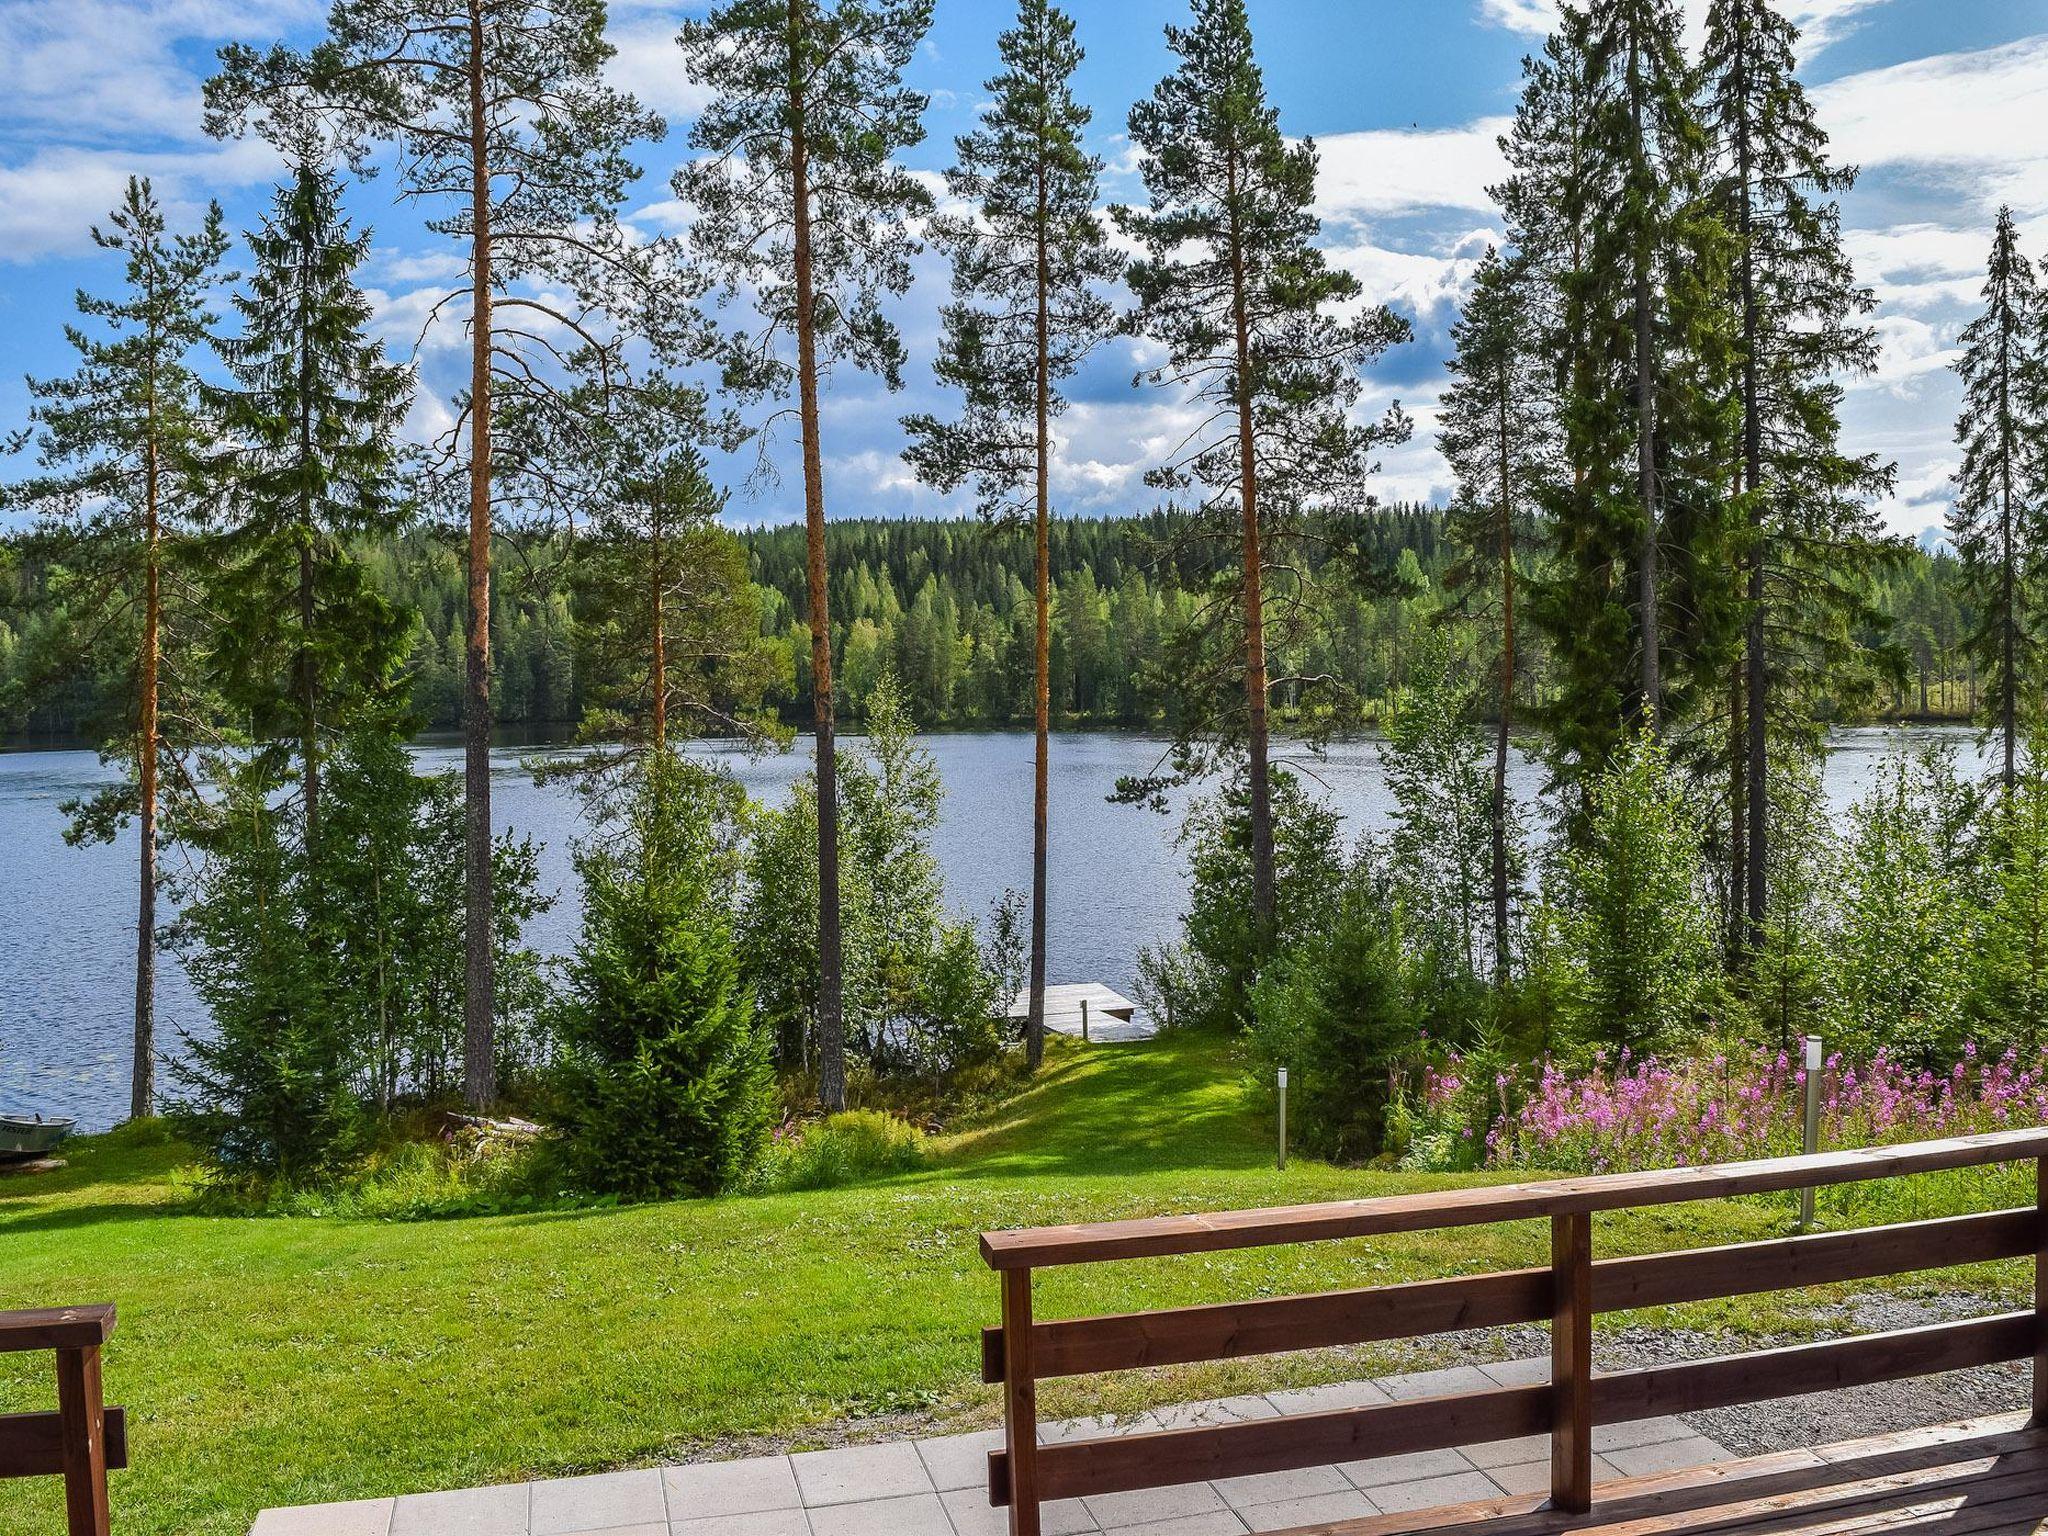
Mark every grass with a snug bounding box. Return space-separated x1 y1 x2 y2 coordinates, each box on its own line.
0 1031 2031 1535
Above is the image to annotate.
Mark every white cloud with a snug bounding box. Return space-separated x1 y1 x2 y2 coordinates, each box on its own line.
1313 119 1510 220
1814 35 2048 215
0 139 279 263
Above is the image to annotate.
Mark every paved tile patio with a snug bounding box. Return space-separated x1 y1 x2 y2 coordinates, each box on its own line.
247 1359 1733 1536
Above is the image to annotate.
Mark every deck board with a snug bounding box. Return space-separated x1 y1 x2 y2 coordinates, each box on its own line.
1269 1417 2048 1536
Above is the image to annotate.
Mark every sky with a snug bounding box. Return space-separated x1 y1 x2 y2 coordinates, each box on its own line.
0 0 2044 541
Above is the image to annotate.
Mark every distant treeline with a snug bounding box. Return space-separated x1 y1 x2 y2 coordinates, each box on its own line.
0 508 1981 743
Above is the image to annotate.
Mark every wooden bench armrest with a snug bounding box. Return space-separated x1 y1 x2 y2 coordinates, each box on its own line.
0 1306 117 1354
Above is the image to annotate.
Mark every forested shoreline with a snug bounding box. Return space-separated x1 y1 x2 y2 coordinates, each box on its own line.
0 509 1980 744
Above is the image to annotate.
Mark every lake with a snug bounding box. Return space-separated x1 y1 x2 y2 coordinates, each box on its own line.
0 726 1994 1131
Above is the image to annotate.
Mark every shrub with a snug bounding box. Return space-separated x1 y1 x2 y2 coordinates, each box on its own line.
1550 732 1720 1059
1176 769 1345 1031
756 1110 930 1192
552 753 775 1200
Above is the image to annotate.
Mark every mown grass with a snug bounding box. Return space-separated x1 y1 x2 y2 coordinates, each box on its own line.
1 1031 2031 1535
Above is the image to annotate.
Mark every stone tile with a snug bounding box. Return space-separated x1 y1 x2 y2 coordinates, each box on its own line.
1484 1454 1620 1497
531 1469 666 1535
249 1499 395 1536
942 1487 1098 1536
791 1442 933 1507
915 1428 1004 1492
1476 1358 1550 1388
1377 1365 1498 1402
1136 1397 1280 1430
558 1527 667 1536
1212 1465 1350 1511
1366 1471 1505 1514
1337 1448 1475 1490
1592 1416 1693 1453
389 1483 529 1536
804 1492 953 1536
1084 1480 1229 1530
662 1457 802 1521
1239 1490 1378 1532
1601 1435 1728 1479
671 1512 811 1536
1261 1379 1391 1415
1462 1434 1550 1470
1100 1515 1246 1536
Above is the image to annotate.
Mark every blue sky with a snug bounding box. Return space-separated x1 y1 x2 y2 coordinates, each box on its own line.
1 1 2045 540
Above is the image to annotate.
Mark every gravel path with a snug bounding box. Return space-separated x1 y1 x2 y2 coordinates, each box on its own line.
1420 1292 2031 1458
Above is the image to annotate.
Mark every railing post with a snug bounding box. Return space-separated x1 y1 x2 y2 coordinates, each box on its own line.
2035 1156 2048 1426
54 1344 111 1536
1550 1212 1593 1514
1001 1267 1042 1536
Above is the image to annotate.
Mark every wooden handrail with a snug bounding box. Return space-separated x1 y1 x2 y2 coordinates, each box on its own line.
0 1304 124 1536
979 1130 2048 1536
979 1126 2048 1268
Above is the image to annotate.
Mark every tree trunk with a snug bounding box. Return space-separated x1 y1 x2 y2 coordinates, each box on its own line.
1224 149 1275 941
462 1 497 1110
297 207 321 855
789 0 846 1112
1630 31 1660 727
650 487 667 755
2000 293 2018 797
1026 163 1051 1072
1491 379 1514 986
1736 19 1767 955
132 438 160 1121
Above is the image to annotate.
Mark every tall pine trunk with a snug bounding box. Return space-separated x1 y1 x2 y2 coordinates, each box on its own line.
1224 150 1275 940
1736 21 1767 951
1492 383 1514 986
462 0 498 1110
650 488 667 754
1027 168 1051 1072
1630 33 1661 726
298 231 321 854
2000 292 2018 797
133 435 161 1120
788 3 846 1112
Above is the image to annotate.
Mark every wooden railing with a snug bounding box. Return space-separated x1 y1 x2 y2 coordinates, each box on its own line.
978 1129 2048 1536
0 1305 126 1536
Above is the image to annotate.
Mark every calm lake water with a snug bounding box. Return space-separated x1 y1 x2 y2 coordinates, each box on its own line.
0 726 1994 1131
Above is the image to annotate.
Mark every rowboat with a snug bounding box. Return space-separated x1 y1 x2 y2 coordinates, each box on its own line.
0 1113 74 1159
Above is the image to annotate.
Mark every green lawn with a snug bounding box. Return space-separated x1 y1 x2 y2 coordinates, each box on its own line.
1 1032 2028 1535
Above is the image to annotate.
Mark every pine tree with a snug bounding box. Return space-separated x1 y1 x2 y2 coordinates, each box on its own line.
5 178 229 1119
1116 0 1409 944
500 368 785 767
1439 247 1552 982
901 0 1121 1071
1700 0 1894 952
208 0 661 1108
1949 208 2048 794
676 0 934 1112
202 157 416 854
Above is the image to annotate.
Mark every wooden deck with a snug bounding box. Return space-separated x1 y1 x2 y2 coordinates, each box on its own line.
1274 1416 2048 1535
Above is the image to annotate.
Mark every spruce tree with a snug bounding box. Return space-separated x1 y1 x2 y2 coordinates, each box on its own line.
901 0 1121 1071
553 752 774 1200
208 0 661 1108
1439 247 1553 982
202 157 416 854
676 0 934 1112
1117 0 1409 944
1949 208 2048 794
1700 0 1894 952
6 178 229 1119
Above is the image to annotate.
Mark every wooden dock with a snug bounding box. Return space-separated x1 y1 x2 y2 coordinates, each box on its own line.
1003 983 1150 1041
